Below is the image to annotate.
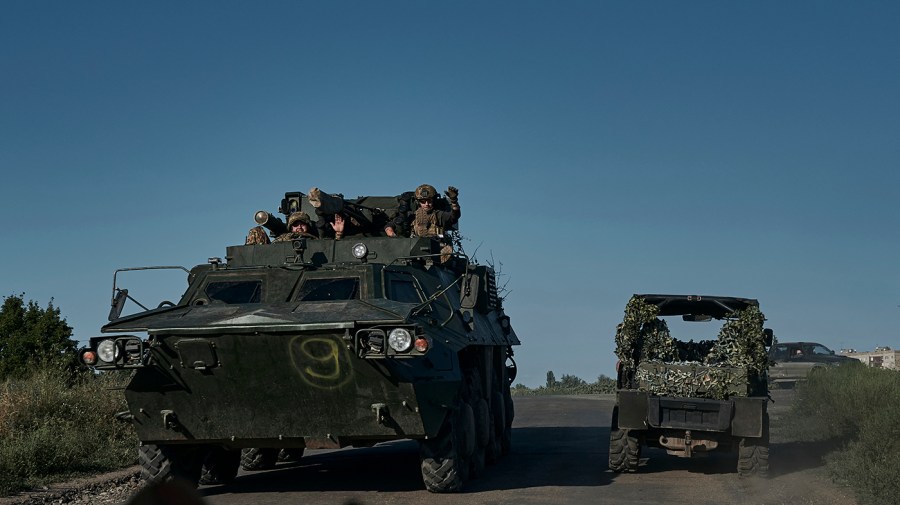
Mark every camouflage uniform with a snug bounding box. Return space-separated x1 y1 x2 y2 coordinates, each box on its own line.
409 184 461 238
274 211 317 242
245 226 271 245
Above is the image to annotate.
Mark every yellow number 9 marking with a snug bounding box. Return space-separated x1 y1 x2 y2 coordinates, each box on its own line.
289 336 353 389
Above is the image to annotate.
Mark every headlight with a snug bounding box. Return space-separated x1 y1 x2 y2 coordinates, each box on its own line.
388 328 412 352
97 339 116 363
352 243 368 259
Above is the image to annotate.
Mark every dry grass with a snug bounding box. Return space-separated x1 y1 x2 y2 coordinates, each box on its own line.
0 367 137 496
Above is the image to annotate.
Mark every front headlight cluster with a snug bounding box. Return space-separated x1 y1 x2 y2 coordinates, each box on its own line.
81 336 146 369
356 327 429 358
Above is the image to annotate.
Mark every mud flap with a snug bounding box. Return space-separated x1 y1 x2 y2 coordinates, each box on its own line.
731 397 767 437
616 391 649 430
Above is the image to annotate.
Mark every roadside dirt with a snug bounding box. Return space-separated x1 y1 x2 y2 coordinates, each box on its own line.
0 392 859 505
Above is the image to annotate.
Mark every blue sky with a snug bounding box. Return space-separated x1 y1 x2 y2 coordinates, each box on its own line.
1 2 898 387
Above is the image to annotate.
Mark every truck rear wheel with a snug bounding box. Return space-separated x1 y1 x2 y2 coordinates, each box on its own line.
240 448 278 471
608 407 641 472
738 414 769 477
139 444 203 485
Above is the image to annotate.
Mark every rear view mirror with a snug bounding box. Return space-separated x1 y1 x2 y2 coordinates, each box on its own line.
763 328 774 347
108 289 128 321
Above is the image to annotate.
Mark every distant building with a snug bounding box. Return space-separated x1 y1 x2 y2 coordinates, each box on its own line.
841 347 899 370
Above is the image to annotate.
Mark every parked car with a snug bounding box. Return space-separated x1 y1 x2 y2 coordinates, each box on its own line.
768 341 856 386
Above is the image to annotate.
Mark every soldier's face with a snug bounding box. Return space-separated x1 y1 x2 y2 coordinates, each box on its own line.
418 199 433 209
292 222 309 233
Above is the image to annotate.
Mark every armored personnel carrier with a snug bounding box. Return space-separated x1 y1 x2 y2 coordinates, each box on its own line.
79 191 519 493
610 294 772 477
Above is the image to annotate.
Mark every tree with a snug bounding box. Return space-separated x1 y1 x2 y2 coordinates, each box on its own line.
0 294 76 380
560 374 586 388
546 370 556 388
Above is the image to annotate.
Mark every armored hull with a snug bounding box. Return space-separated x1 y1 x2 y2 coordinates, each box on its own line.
86 227 518 492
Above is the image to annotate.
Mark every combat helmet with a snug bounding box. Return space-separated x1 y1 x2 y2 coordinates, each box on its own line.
288 211 312 228
415 184 438 201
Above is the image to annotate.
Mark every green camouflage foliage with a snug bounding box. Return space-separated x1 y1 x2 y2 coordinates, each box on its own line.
615 296 768 400
635 362 748 399
614 296 662 370
704 304 768 375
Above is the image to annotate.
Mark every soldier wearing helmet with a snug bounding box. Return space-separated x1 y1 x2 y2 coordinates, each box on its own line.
274 211 318 242
245 226 271 245
384 184 460 238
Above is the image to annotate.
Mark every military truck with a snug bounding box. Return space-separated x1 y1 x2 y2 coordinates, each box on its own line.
79 191 519 493
610 294 773 477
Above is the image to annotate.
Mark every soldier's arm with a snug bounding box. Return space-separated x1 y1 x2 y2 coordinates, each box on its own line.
444 186 460 218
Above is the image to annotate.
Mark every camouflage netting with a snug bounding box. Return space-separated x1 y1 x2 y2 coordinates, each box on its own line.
615 296 769 400
704 304 768 375
634 363 749 399
614 296 667 370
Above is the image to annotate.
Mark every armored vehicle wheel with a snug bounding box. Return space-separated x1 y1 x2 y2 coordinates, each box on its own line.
199 447 240 485
738 414 769 477
469 398 489 478
139 444 203 485
486 390 506 463
240 448 279 471
472 397 491 448
278 448 305 463
420 404 473 493
608 408 641 472
501 386 514 456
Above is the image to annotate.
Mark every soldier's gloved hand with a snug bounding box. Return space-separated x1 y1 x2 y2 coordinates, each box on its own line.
445 186 459 203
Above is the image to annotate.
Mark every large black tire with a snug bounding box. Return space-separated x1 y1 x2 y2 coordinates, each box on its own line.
472 397 491 449
608 408 641 473
486 390 505 463
199 448 240 485
420 406 470 493
501 385 514 456
738 414 770 477
467 397 488 479
139 444 203 485
240 448 279 471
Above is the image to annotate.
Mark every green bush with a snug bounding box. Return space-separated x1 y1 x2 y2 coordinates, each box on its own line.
0 367 137 496
512 374 616 396
786 365 900 505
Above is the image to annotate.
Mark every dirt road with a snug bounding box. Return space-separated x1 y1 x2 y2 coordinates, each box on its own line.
192 391 856 505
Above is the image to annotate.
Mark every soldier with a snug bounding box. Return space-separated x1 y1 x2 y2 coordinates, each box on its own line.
383 191 415 237
307 187 366 239
245 226 271 245
411 184 460 238
273 211 318 242
385 184 460 238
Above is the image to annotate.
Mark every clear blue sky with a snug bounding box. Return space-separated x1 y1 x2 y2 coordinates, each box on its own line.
1 2 897 387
